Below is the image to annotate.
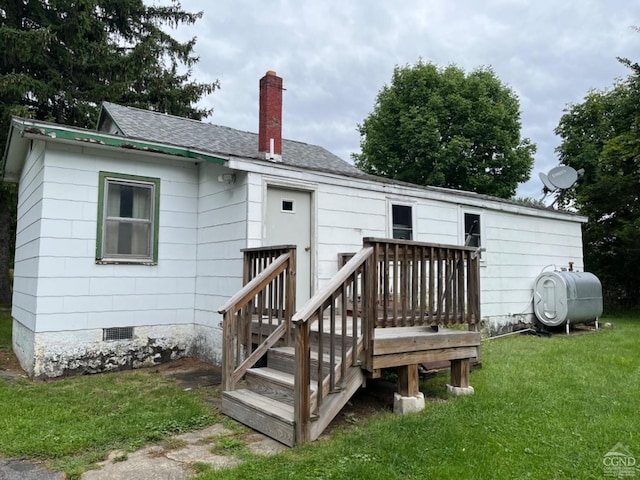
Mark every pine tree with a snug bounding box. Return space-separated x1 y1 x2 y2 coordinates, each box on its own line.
0 0 219 304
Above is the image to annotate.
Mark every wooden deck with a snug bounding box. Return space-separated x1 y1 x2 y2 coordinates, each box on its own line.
372 326 480 369
218 238 482 446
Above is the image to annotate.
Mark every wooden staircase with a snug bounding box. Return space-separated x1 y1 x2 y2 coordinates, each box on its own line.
222 342 364 446
218 239 481 446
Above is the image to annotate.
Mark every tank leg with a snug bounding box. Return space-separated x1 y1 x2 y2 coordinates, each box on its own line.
566 320 570 335
595 317 599 331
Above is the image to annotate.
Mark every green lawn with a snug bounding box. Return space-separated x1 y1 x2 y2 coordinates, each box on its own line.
0 312 218 478
199 316 640 480
1 312 638 479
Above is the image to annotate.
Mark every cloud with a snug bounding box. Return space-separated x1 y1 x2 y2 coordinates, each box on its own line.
172 0 640 199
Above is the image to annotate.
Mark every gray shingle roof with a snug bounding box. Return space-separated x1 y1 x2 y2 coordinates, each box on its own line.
99 102 361 177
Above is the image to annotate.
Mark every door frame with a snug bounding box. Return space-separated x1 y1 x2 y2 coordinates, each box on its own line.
262 177 318 298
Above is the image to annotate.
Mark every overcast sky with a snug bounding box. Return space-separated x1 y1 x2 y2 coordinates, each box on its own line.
168 0 639 199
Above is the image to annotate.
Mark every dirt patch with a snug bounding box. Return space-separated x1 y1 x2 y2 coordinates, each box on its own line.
0 346 26 380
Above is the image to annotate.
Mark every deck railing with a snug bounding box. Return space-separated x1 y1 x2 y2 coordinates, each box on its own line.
220 238 481 444
291 246 374 443
364 237 480 329
218 245 296 391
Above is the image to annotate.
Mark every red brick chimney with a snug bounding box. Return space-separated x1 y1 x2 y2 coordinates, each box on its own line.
258 70 283 161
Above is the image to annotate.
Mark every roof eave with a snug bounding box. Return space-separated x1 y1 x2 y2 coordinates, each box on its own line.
3 118 228 181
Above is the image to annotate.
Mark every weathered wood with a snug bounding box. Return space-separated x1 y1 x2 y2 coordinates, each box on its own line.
218 252 291 315
309 366 365 442
398 364 420 397
294 320 311 445
231 322 288 386
222 311 234 391
372 346 479 370
222 389 295 447
222 238 482 447
292 247 373 324
374 327 480 355
450 358 470 388
245 367 317 408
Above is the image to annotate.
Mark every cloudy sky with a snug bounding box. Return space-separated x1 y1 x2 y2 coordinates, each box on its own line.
167 0 639 199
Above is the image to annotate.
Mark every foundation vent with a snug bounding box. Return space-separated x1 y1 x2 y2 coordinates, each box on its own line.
103 327 134 341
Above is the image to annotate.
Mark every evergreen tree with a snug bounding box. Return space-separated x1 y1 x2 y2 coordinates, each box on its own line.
0 0 218 305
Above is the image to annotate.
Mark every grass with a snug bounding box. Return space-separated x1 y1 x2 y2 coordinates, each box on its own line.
194 316 640 480
2 311 639 479
0 312 218 478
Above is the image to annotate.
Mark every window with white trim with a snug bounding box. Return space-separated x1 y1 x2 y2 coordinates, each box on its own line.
392 204 413 240
96 172 160 264
464 213 481 248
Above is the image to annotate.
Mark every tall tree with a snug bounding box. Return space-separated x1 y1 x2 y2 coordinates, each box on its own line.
353 61 535 198
0 0 219 305
555 74 640 308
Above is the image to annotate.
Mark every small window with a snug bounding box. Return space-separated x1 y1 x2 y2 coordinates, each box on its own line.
392 204 413 240
282 199 294 212
464 213 481 248
96 172 160 263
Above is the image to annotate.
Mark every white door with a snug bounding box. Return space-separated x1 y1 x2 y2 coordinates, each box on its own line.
266 187 312 309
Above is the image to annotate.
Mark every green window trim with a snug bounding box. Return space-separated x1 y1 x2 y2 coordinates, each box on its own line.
96 171 160 264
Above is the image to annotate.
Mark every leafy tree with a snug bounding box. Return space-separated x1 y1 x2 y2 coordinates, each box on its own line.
555 75 640 308
353 61 535 198
0 0 219 305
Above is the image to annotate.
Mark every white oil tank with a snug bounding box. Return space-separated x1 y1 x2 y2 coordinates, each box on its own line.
533 270 603 332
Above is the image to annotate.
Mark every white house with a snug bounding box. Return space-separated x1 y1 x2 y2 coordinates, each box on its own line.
1 71 586 377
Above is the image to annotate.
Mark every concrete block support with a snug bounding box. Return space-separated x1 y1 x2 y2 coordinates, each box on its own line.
393 392 426 414
446 384 475 396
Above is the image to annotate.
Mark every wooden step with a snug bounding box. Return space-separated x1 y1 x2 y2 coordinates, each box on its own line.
244 367 317 408
268 346 341 379
221 389 295 447
267 346 358 405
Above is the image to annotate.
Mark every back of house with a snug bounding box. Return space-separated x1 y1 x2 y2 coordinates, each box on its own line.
0 71 586 377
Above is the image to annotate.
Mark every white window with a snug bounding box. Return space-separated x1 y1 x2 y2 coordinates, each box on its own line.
96 172 160 264
392 204 413 240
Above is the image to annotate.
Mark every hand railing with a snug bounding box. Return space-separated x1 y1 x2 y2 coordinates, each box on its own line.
291 246 374 443
218 246 296 391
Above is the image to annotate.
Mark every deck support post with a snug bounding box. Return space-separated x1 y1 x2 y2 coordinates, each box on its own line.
447 358 474 396
394 364 425 414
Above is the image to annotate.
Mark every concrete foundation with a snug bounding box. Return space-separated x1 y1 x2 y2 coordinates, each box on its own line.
13 321 202 378
446 384 475 396
393 392 425 414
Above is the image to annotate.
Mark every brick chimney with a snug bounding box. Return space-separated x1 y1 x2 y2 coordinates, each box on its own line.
258 70 283 161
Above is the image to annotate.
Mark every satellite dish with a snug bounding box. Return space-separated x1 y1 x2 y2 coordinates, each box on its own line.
547 165 578 189
539 172 556 192
537 165 584 207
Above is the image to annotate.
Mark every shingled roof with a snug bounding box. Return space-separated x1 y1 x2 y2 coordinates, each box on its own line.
98 102 362 177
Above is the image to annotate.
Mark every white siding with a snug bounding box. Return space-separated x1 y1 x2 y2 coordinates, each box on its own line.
194 163 248 360
227 159 585 334
27 143 199 332
12 140 46 332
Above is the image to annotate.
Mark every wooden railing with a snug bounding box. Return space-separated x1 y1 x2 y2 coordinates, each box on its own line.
220 238 481 444
363 237 480 329
218 245 296 391
291 246 374 443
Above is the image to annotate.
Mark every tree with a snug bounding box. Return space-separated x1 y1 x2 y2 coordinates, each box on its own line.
555 74 640 308
0 0 219 305
353 61 535 198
